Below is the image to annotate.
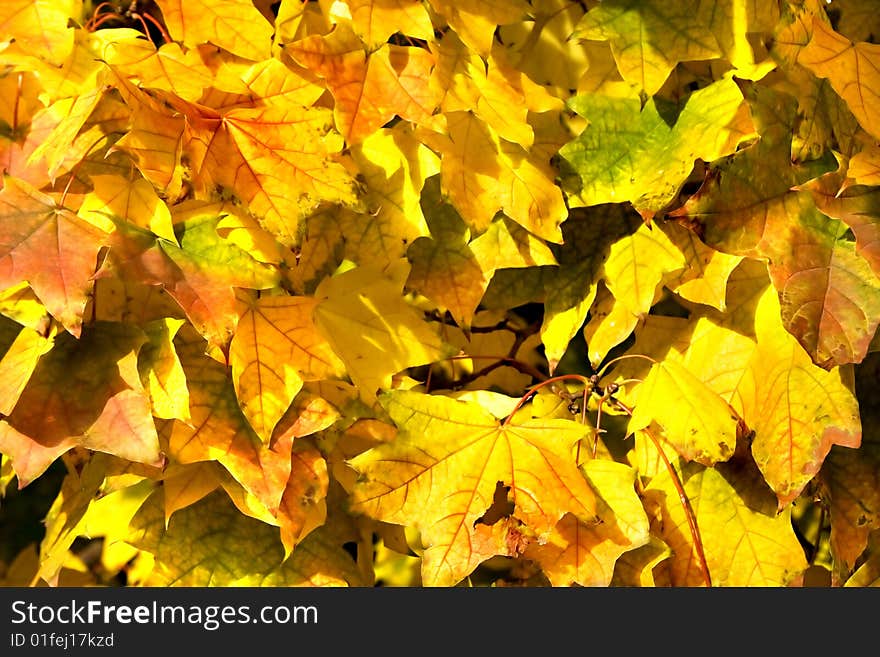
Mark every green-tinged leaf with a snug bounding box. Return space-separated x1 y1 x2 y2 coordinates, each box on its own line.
541 206 639 372
137 318 190 422
349 390 598 586
586 0 778 90
560 77 751 217
672 85 873 367
128 489 364 586
106 209 279 347
803 170 880 278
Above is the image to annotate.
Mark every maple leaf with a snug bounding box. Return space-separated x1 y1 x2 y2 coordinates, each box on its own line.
664 222 743 312
629 360 740 466
0 177 107 337
798 17 880 142
26 85 106 181
672 84 877 368
79 174 176 244
113 79 357 246
420 111 567 242
524 461 650 586
137 318 190 422
337 124 438 267
644 460 808 586
128 489 364 586
155 0 274 61
166 329 292 518
0 323 53 416
161 461 222 526
559 77 752 219
804 168 880 278
846 537 880 587
29 454 109 586
0 0 76 65
742 289 861 507
406 179 556 329
326 0 434 48
229 292 345 443
537 206 639 371
579 0 777 94
349 390 598 586
427 0 530 57
105 206 279 347
37 457 157 586
0 323 163 487
496 0 590 97
287 22 440 144
429 32 563 149
276 438 330 556
313 261 455 402
579 221 686 368
821 438 880 577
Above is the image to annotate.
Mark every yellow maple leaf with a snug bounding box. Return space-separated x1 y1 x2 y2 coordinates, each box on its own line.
287 22 440 144
155 0 274 61
230 293 345 443
313 261 455 402
349 390 598 586
799 17 880 142
420 111 566 242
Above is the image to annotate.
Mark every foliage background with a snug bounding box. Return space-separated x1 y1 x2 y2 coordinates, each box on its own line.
0 0 879 587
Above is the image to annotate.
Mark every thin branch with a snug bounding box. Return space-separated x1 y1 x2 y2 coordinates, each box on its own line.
502 374 589 426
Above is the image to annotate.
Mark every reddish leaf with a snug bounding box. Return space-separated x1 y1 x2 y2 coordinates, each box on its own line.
0 323 162 486
0 177 107 336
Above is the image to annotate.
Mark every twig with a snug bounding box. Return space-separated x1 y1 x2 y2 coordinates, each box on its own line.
609 398 712 587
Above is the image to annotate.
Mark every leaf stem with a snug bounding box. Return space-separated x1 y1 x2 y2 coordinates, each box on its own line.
609 398 713 587
58 133 112 207
85 2 117 31
134 11 172 45
502 374 589 426
595 353 656 380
